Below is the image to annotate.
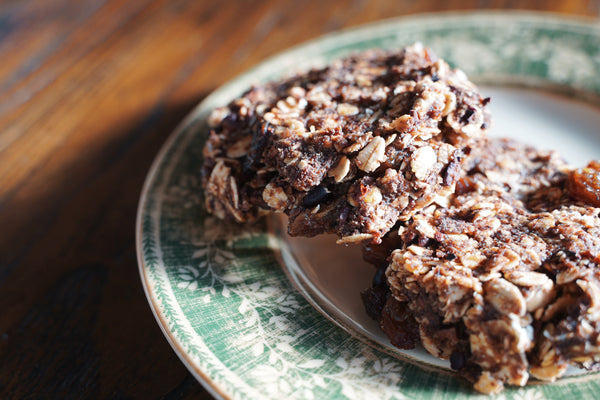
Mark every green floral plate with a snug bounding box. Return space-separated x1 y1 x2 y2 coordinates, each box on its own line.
136 12 600 399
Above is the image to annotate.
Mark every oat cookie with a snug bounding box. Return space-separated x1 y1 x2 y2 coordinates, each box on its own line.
363 138 600 393
203 44 490 243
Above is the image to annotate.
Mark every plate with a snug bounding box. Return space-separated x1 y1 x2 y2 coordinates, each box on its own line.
136 12 600 400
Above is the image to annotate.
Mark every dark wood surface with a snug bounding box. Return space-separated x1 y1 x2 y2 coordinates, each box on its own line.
1 0 598 398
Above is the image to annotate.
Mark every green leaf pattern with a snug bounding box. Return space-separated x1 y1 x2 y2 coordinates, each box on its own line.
139 13 600 400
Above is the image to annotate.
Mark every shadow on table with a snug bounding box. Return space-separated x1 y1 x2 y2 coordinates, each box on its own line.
0 93 215 399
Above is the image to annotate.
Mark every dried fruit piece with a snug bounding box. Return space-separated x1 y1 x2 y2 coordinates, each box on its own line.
568 160 600 206
379 296 419 349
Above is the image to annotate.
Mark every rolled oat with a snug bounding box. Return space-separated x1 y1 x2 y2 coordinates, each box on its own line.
203 44 491 243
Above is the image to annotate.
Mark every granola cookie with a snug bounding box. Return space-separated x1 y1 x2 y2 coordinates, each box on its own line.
363 138 600 393
203 44 490 244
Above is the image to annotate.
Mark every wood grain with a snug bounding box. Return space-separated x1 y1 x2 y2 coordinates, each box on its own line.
0 0 598 398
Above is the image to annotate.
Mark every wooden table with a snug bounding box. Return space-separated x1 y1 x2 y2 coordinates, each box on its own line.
1 0 598 398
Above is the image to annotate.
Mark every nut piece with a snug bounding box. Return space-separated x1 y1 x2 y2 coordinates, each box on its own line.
355 137 386 172
363 186 383 205
337 103 359 116
411 146 437 180
436 143 456 164
262 183 289 211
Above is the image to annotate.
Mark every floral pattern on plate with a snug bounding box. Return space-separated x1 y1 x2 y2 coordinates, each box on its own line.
138 12 600 399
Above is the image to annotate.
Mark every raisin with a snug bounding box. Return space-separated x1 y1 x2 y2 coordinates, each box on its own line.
302 185 330 207
379 297 419 349
455 176 477 195
450 351 466 370
372 265 387 286
360 285 388 320
568 160 600 207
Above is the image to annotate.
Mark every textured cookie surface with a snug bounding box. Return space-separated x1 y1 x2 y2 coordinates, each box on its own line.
364 138 600 393
203 44 490 243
